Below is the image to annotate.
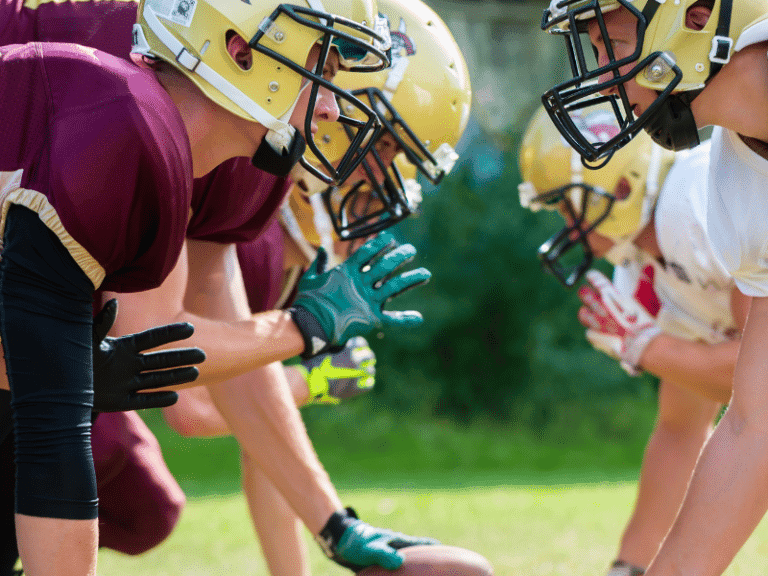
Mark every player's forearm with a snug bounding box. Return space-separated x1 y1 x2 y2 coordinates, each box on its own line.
638 334 737 404
645 406 768 576
207 362 342 534
104 290 304 388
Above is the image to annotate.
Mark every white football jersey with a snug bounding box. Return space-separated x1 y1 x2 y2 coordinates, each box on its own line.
614 141 736 344
706 126 768 298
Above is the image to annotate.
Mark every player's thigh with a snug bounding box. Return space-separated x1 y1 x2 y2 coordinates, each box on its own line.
657 378 721 434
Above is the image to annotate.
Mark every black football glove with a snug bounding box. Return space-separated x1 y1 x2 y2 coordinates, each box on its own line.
92 299 206 413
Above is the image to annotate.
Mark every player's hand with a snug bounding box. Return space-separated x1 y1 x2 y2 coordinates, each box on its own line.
578 270 661 375
289 232 431 358
92 299 207 413
299 336 376 404
316 507 439 572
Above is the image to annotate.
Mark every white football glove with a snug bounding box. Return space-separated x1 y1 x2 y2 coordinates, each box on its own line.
578 270 661 376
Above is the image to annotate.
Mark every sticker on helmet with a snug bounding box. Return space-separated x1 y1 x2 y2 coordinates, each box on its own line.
147 0 197 27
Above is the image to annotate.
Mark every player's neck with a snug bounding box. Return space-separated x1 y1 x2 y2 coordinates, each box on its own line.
692 42 768 147
156 70 267 177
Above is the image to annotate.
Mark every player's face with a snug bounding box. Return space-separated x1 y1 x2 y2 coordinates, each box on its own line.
587 8 657 118
347 132 403 184
558 201 616 258
289 45 341 137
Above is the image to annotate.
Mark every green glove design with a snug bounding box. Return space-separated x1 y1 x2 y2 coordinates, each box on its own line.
316 507 439 572
289 232 431 358
298 336 376 404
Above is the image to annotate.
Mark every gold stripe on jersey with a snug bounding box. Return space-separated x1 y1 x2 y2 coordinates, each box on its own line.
0 170 106 289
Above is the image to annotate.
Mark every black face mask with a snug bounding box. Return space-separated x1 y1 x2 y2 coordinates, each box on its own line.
251 131 306 177
533 184 616 288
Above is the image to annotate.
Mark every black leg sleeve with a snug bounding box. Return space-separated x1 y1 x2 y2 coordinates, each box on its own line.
0 205 98 520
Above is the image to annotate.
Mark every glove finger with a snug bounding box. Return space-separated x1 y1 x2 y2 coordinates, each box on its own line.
585 269 613 291
129 322 196 352
381 309 423 328
126 391 180 411
367 244 417 285
578 286 608 318
578 306 601 330
388 535 441 549
138 366 201 389
377 268 431 301
346 232 396 269
92 299 118 343
140 347 207 371
363 542 404 570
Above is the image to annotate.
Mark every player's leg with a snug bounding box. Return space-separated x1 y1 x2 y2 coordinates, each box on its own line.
241 449 311 576
2 205 99 576
92 412 186 555
611 379 721 573
183 239 316 574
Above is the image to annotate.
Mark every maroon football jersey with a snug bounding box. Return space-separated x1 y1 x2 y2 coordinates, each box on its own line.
0 0 137 56
235 218 287 313
2 0 291 245
0 43 193 292
188 157 292 243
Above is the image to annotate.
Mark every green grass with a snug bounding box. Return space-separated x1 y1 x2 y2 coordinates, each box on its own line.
90 402 768 575
97 481 768 576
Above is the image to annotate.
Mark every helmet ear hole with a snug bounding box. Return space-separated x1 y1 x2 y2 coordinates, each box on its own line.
684 0 713 31
614 177 631 201
226 30 252 70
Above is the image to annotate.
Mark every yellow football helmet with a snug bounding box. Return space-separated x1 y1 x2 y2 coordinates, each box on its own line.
311 0 471 239
519 104 675 287
540 0 768 159
132 0 391 182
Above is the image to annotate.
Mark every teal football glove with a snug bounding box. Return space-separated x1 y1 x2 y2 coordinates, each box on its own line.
289 232 431 358
316 507 439 572
299 336 376 405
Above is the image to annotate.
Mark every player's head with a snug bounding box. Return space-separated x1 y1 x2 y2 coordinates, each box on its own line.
309 0 472 240
132 0 391 182
518 104 675 287
540 0 768 162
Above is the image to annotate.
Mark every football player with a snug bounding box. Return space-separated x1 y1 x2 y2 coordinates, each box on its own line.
519 104 748 576
157 1 471 573
539 0 768 573
0 0 427 572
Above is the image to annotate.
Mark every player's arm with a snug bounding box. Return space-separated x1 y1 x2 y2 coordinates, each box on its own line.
103 239 306 388
645 295 768 576
637 287 750 404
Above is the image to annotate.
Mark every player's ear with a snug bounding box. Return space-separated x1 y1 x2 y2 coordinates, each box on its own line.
685 0 712 30
226 30 252 70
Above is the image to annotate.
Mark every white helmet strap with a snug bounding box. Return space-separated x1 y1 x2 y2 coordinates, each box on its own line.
135 5 294 145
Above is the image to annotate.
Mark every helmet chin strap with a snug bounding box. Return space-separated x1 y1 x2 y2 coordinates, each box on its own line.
253 80 315 175
643 90 702 151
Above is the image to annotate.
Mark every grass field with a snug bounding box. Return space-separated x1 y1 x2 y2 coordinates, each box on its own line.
89 405 768 576
98 479 768 576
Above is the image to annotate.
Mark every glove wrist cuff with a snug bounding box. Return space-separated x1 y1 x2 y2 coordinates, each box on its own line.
315 507 361 570
625 324 662 373
289 306 330 359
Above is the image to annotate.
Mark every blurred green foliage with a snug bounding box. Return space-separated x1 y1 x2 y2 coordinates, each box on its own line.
335 128 659 430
